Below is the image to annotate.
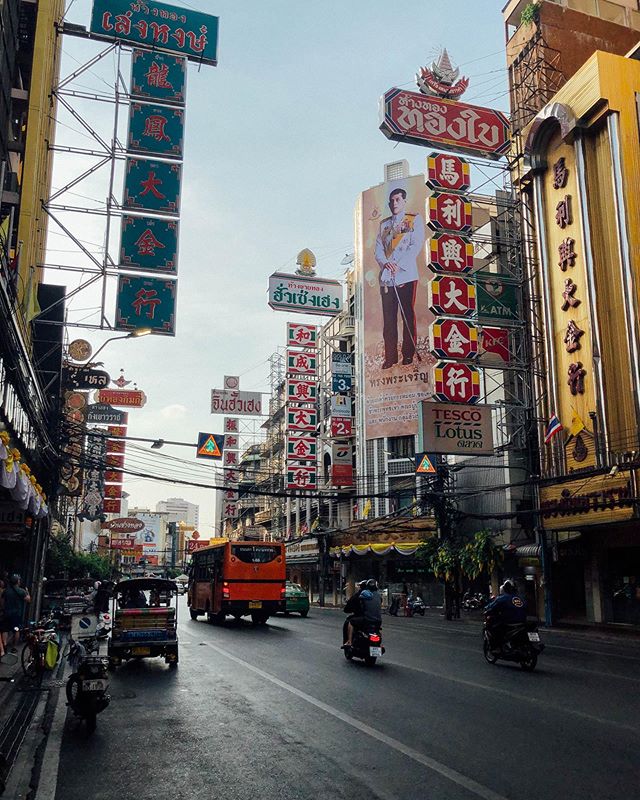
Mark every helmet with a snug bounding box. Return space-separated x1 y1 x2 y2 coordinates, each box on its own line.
500 580 515 595
356 579 368 589
365 578 378 591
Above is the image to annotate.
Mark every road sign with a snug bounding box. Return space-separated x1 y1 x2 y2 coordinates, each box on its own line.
430 318 478 360
433 362 481 404
430 276 476 318
63 366 110 390
415 452 437 474
428 192 473 233
429 232 474 274
196 432 224 460
426 153 470 192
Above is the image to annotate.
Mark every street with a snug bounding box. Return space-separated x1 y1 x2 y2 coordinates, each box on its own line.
42 600 640 800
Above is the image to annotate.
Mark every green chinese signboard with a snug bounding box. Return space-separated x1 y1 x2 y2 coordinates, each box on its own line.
128 102 184 159
115 275 177 336
475 273 520 323
90 0 219 66
123 157 181 216
131 49 186 106
120 216 178 274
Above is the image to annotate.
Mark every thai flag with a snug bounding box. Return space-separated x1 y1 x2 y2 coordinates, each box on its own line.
544 413 563 443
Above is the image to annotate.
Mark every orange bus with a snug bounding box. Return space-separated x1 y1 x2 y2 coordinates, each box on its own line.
187 540 286 624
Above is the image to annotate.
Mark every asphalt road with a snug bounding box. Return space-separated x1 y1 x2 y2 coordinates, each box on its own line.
49 599 640 800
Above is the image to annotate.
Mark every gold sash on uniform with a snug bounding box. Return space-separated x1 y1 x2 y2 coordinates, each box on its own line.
382 213 416 259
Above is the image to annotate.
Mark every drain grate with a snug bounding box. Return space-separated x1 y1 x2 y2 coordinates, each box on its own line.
0 690 39 792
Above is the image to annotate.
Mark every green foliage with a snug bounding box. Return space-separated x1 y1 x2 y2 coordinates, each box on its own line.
459 530 503 580
46 532 112 580
419 530 502 581
521 2 540 26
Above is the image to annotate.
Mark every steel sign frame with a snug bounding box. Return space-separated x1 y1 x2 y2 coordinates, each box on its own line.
379 88 510 160
90 0 219 66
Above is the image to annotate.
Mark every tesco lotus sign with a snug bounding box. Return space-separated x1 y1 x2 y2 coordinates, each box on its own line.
107 517 145 535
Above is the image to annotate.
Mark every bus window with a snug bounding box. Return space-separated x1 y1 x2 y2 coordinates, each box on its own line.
231 545 280 564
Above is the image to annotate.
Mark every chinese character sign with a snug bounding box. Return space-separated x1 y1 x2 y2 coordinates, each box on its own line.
131 49 186 105
120 216 179 274
115 275 177 335
90 0 219 66
123 158 181 216
286 350 317 376
286 465 317 491
433 361 480 404
426 152 471 192
429 232 474 273
128 102 184 159
430 318 478 360
287 379 317 404
430 276 476 317
286 406 317 432
429 191 473 233
287 322 317 347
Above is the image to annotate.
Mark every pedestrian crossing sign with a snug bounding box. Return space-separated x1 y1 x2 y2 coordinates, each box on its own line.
196 432 224 460
415 452 436 474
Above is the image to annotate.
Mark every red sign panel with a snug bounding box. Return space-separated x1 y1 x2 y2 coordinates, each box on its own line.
479 326 511 365
96 388 147 407
286 349 317 376
286 379 317 404
431 319 478 360
287 405 317 432
104 470 123 484
380 88 511 160
103 498 122 514
429 192 472 233
330 416 353 438
286 464 317 490
187 540 210 553
106 439 126 454
331 464 354 486
104 484 123 499
107 426 127 437
429 233 474 274
111 536 136 549
434 362 481 404
430 276 476 317
426 152 471 192
106 454 125 469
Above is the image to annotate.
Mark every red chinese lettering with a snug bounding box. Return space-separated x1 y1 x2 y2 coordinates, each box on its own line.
555 196 572 229
561 279 581 311
114 12 132 34
149 22 170 44
145 61 173 89
553 157 569 190
142 114 170 142
140 171 165 200
564 321 584 353
558 237 577 271
135 228 165 257
567 362 586 395
132 289 161 319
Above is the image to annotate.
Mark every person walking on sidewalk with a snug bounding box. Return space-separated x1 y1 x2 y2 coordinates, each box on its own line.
2 575 30 652
0 578 6 660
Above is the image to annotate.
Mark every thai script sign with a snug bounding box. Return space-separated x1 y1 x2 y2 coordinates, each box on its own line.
379 88 510 160
211 389 263 416
96 388 147 407
110 536 136 549
287 322 317 347
131 49 186 105
108 517 145 534
120 216 179 274
87 403 129 425
123 157 181 216
115 274 177 335
128 102 184 159
63 366 110 390
539 475 634 529
90 0 219 66
331 352 352 375
78 433 107 522
268 272 343 316
419 401 493 455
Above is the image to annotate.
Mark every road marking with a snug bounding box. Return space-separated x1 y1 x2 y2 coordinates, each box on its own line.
300 636 640 732
35 662 71 800
205 640 509 800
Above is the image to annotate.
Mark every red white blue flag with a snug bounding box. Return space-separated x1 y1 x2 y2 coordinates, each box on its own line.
544 413 563 443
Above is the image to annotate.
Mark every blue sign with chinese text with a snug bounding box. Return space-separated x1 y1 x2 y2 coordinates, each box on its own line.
120 216 179 275
115 275 177 336
90 0 219 66
131 49 186 106
122 157 181 216
128 102 184 159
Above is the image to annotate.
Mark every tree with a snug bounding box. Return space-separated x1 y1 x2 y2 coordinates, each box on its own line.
46 531 112 580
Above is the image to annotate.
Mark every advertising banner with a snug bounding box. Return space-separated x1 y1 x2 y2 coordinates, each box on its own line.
478 326 511 365
211 389 262 416
419 401 494 455
330 394 352 417
331 441 354 486
268 273 342 316
115 274 177 335
128 102 184 159
138 513 163 556
96 388 147 407
475 273 519 323
379 88 510 160
123 157 181 216
120 216 179 274
331 352 352 375
131 49 186 106
357 173 433 439
90 0 219 66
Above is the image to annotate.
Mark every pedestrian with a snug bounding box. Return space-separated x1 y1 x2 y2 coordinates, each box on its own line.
0 578 6 660
2 574 30 652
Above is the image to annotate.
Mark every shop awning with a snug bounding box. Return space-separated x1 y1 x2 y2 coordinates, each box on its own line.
330 543 423 557
0 432 48 518
514 544 541 558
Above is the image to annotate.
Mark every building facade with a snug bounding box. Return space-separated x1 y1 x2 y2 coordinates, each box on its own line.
156 497 199 528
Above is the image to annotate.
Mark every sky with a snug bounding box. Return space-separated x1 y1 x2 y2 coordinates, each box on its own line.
50 0 509 537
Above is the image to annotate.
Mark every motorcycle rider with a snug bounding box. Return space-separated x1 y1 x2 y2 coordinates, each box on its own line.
484 579 527 651
342 578 382 648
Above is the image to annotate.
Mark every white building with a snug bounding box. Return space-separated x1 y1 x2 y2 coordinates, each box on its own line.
155 497 199 528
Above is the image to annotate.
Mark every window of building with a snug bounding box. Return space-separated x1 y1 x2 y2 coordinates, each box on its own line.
387 436 415 459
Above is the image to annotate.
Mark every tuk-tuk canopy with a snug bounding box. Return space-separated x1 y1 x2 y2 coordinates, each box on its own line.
113 577 178 595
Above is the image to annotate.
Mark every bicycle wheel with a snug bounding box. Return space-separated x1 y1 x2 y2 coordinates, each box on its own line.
21 642 39 678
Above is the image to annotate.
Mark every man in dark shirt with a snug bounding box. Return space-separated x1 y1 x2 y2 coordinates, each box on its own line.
485 580 527 650
2 575 31 652
342 579 382 648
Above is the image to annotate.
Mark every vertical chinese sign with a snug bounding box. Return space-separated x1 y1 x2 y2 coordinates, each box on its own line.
285 324 318 491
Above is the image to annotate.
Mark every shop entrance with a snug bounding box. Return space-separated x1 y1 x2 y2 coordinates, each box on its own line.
607 547 640 625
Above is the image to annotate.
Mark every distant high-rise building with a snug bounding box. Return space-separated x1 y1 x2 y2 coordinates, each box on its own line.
156 498 199 528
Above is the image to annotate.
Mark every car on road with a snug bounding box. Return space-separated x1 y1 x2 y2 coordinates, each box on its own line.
284 582 310 617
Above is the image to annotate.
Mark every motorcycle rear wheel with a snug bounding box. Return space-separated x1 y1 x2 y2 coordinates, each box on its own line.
483 636 498 664
520 651 538 671
343 647 353 661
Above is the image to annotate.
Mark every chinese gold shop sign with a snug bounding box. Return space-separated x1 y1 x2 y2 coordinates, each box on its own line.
540 474 634 530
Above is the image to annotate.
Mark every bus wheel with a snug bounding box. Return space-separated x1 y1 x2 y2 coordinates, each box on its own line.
251 613 268 625
189 609 199 621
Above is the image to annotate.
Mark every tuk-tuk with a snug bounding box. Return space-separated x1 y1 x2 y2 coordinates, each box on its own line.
108 578 179 670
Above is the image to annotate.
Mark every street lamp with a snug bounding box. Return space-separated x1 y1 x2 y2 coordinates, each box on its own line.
88 328 152 363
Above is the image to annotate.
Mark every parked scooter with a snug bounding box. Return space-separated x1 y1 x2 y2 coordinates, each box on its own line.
66 636 110 733
343 625 385 666
482 615 544 671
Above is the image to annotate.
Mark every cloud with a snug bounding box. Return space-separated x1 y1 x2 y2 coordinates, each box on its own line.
159 404 188 420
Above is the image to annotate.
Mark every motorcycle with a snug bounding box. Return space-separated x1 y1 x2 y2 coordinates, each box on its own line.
482 615 544 671
462 591 488 610
343 625 385 666
66 636 111 733
406 596 426 616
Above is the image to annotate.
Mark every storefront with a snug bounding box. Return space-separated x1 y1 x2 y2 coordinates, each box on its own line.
285 536 320 599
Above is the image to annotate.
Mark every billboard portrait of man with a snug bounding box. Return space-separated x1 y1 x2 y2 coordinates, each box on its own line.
357 174 435 440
